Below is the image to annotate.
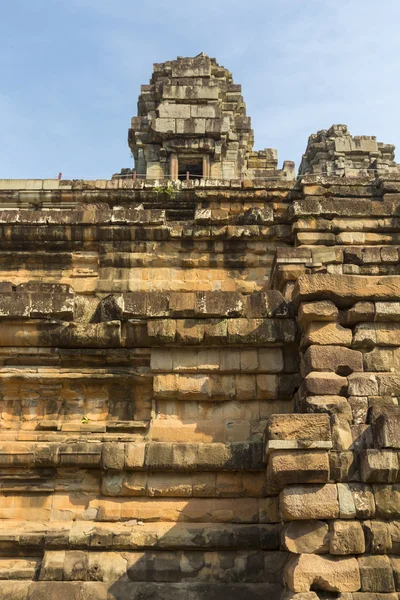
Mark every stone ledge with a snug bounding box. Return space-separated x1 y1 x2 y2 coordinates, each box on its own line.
294 275 400 308
0 440 265 471
0 177 296 192
0 520 282 550
0 581 284 600
38 549 286 583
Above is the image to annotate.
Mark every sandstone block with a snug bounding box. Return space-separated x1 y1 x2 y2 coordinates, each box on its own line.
364 347 398 372
256 374 278 399
158 103 191 119
375 373 400 396
31 293 75 320
303 323 352 347
209 374 236 399
353 323 377 347
154 117 175 133
373 413 400 449
363 520 392 554
360 450 399 483
63 550 88 581
375 302 400 321
295 274 400 306
248 290 291 318
330 453 358 483
298 301 339 330
120 292 147 318
302 346 363 375
282 520 329 554
346 302 375 325
355 323 400 347
305 396 352 421
258 348 284 373
144 443 173 470
39 551 65 581
102 443 125 470
337 483 357 519
349 483 375 518
0 581 30 599
348 373 378 396
196 291 244 318
349 396 368 424
267 414 331 442
284 553 361 592
390 556 400 590
302 372 348 396
26 582 83 600
330 520 365 555
147 319 176 343
281 593 319 600
125 444 146 469
374 484 400 519
350 424 379 452
280 484 339 521
358 555 395 592
297 232 335 245
331 415 353 451
227 318 296 345
390 521 400 554
268 450 329 488
0 293 30 318
150 349 174 372
0 558 40 580
177 374 211 400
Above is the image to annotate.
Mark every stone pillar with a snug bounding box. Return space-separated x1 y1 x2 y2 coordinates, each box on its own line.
202 154 210 179
136 147 146 176
170 153 178 181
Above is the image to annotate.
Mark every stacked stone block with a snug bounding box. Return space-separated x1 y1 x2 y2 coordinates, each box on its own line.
0 176 302 599
267 169 400 600
128 53 293 181
299 124 400 177
3 55 400 599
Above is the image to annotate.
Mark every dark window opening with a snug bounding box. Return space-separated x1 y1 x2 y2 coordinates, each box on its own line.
178 157 203 180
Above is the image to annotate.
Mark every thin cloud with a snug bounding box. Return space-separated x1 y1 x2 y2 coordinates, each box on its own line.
1 0 400 177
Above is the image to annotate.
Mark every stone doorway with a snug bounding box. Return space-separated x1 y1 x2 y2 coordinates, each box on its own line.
178 156 203 180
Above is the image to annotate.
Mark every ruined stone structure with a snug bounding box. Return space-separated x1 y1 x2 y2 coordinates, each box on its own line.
0 55 400 599
128 54 295 181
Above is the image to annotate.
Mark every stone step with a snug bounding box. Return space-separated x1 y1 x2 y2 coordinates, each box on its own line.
0 580 283 600
0 521 281 551
38 549 287 584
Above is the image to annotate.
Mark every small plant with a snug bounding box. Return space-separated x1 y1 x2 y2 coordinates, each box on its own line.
81 416 90 424
154 182 176 200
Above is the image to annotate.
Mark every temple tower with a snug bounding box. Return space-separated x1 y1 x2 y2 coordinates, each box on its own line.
128 53 294 181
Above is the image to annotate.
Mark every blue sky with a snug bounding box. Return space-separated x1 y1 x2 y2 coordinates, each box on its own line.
1 0 400 179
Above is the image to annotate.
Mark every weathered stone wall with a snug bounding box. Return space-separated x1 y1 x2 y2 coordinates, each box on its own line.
2 47 400 597
268 171 400 600
1 170 400 598
299 125 400 177
128 54 295 181
0 177 295 599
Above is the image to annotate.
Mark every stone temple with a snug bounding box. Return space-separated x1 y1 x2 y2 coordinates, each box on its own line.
0 53 400 599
